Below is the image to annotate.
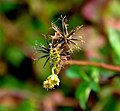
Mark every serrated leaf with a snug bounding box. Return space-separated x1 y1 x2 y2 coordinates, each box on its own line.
75 82 91 109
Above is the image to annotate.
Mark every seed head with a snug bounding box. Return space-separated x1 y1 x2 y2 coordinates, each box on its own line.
33 16 84 90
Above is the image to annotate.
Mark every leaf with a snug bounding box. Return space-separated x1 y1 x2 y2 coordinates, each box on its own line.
75 82 91 109
107 28 120 64
66 66 90 81
79 68 90 82
88 67 100 92
66 66 81 79
90 81 100 92
90 67 100 83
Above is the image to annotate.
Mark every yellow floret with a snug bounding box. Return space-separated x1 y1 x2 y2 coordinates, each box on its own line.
43 74 60 90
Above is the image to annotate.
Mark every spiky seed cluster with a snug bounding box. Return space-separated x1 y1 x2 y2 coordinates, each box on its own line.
33 16 84 90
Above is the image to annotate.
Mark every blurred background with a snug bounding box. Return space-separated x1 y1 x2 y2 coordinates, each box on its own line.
0 0 120 111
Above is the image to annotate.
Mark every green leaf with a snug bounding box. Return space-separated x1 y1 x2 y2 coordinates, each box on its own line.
75 82 91 109
87 67 100 92
66 66 81 78
90 67 100 83
66 66 90 81
79 69 90 82
107 28 120 64
90 81 100 92
112 52 120 65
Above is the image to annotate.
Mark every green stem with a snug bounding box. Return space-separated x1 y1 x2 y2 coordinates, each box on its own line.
52 67 55 75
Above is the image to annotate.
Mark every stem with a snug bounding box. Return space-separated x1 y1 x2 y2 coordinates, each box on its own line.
52 67 55 75
62 60 120 72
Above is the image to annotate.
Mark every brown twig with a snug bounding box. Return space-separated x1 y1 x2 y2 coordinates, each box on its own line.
62 60 120 72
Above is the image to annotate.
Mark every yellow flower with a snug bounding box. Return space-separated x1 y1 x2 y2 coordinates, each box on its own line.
43 74 60 90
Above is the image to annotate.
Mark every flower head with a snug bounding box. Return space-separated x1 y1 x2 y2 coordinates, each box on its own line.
33 16 84 90
43 74 60 90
